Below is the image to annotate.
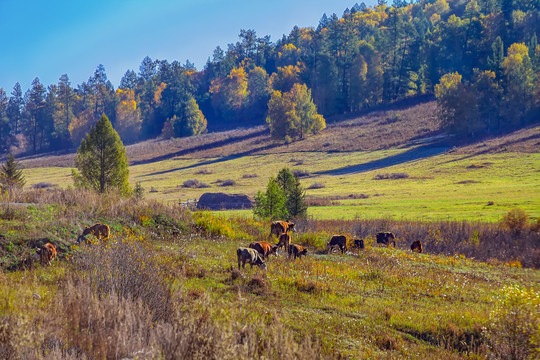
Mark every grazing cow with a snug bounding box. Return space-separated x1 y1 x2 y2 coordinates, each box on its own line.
327 235 348 254
37 243 57 266
376 232 396 247
78 223 110 243
352 239 365 250
276 233 292 253
237 247 267 270
410 240 423 253
249 241 278 260
288 244 308 260
269 220 295 239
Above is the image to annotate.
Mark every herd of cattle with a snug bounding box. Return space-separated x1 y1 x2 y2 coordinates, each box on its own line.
236 220 424 270
35 221 423 269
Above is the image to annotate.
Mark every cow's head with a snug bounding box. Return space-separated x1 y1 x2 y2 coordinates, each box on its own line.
269 245 279 256
254 255 267 270
299 247 308 256
288 222 296 232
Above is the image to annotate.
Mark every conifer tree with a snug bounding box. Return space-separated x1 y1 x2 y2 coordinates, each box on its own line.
72 114 130 195
287 176 307 218
0 153 25 192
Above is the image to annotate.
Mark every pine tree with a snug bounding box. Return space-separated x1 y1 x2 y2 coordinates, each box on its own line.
287 177 307 218
276 168 295 195
72 114 130 195
0 153 25 192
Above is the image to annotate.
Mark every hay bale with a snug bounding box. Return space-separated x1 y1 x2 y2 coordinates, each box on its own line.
197 193 253 210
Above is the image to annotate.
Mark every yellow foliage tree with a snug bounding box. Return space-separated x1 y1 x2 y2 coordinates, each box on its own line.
68 108 96 146
115 88 141 144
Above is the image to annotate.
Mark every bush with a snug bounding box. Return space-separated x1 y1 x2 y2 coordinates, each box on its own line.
308 183 325 189
219 179 236 187
483 285 540 360
386 113 401 123
373 173 409 180
183 179 209 188
501 208 529 234
292 169 310 178
72 230 173 321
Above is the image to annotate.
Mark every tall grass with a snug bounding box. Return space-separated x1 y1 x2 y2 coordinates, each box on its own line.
1 231 327 360
293 217 540 268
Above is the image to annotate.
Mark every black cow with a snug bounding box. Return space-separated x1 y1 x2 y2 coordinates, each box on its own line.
376 232 396 247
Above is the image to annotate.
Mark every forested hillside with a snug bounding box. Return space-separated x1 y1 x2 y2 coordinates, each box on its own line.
0 0 539 156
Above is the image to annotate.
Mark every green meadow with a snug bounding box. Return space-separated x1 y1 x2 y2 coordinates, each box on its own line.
24 148 540 222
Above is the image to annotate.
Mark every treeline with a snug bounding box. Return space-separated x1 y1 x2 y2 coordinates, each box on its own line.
1 0 539 155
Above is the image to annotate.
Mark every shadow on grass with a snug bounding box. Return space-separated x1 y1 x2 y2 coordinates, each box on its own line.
140 142 280 177
314 143 449 176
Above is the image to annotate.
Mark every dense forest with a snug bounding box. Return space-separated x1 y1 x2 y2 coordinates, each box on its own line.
0 0 539 155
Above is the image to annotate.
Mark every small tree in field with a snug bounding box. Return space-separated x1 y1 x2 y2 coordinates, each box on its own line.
254 168 308 220
72 114 130 195
0 153 25 217
0 153 25 192
253 177 288 220
287 176 307 219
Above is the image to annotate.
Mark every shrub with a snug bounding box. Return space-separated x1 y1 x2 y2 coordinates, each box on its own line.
386 113 401 123
308 182 325 189
373 173 409 180
501 208 529 234
183 179 209 188
292 169 310 178
71 230 173 321
32 182 58 189
483 285 540 360
220 179 236 187
242 174 258 179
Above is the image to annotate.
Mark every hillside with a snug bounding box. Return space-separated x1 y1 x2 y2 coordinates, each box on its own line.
19 100 540 223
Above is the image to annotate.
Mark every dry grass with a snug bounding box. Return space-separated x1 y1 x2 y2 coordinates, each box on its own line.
293 218 540 268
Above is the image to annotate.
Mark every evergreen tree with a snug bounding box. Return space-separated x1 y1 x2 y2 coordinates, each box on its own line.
276 167 295 195
0 153 25 191
0 89 10 152
253 177 288 220
7 82 23 135
286 176 307 218
55 74 75 149
72 114 130 195
119 70 138 90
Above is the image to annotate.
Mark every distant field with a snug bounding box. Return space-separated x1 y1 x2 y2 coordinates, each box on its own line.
23 148 540 222
20 101 540 223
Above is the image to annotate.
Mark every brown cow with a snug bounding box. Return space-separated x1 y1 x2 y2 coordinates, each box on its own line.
288 244 308 260
249 241 278 260
269 220 295 239
37 243 57 266
376 232 396 247
410 240 423 253
78 223 110 244
327 235 348 254
276 233 291 253
237 247 267 270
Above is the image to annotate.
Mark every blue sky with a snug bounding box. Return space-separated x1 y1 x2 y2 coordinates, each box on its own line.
1 0 374 92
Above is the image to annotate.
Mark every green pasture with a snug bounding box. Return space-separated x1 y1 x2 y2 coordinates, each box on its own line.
23 148 540 222
167 235 539 358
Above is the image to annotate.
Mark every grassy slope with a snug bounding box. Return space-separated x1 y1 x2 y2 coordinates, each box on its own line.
20 100 540 222
178 235 539 358
3 230 538 358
